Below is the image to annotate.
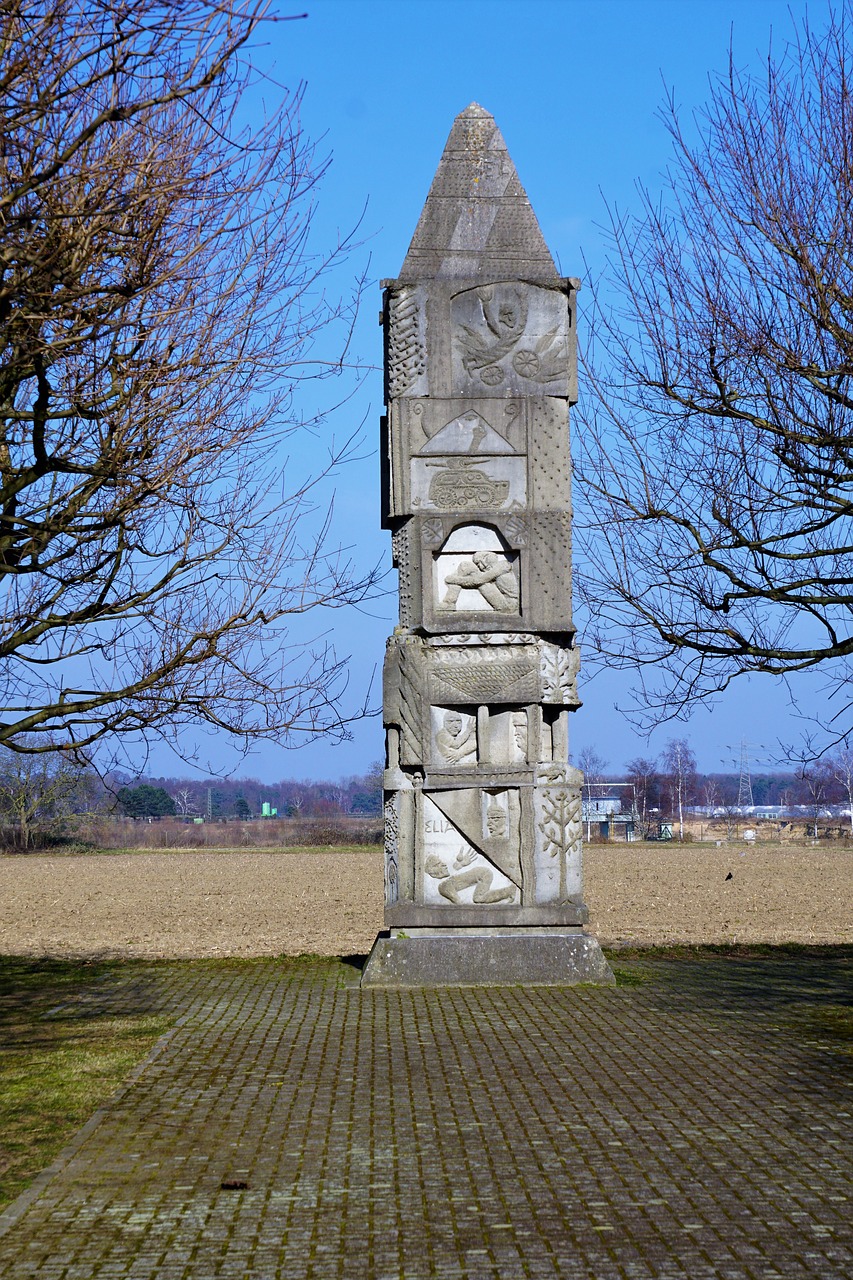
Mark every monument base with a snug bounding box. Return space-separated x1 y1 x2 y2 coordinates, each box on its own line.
359 929 614 988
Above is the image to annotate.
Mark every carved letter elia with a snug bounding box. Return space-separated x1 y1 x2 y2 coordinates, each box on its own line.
361 104 613 985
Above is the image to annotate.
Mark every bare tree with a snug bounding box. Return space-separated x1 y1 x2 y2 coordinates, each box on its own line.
0 735 95 848
0 1 376 764
828 746 853 838
661 737 697 842
796 757 833 838
173 786 199 817
576 745 608 795
574 9 853 739
576 745 608 841
625 754 659 835
719 779 740 840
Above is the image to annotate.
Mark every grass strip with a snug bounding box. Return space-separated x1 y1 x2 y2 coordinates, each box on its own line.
0 956 173 1210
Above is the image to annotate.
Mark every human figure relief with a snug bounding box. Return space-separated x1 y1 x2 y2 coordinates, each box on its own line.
424 848 516 904
485 799 507 838
435 711 477 765
439 550 519 612
511 711 527 761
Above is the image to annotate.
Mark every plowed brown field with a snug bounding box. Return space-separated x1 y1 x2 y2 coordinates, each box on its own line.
0 842 848 958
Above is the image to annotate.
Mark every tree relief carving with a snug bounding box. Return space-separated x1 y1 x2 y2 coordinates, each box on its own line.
537 785 582 902
540 644 579 704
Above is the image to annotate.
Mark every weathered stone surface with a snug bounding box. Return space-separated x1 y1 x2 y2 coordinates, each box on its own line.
397 103 560 283
385 398 573 521
360 932 612 987
369 104 607 986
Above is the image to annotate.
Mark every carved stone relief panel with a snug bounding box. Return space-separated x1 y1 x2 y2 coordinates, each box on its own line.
418 408 516 455
540 642 580 706
421 794 518 906
426 787 522 888
431 706 478 766
391 525 414 629
384 634 429 767
433 524 520 615
485 708 529 765
429 645 538 705
384 794 400 905
386 286 428 399
430 632 538 646
451 283 570 397
393 398 526 462
532 766 583 904
411 454 527 512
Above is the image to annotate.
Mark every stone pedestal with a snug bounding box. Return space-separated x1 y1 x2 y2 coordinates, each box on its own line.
361 930 612 988
361 104 612 988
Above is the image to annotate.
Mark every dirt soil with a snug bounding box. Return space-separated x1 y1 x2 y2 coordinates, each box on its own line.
0 842 848 959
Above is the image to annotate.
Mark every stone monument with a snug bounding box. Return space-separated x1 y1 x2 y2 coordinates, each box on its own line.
360 104 613 986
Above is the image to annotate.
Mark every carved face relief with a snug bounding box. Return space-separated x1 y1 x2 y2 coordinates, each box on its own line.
431 706 477 766
511 710 528 760
483 709 528 765
451 283 570 397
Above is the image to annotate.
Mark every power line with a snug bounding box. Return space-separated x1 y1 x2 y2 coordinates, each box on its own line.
737 740 754 808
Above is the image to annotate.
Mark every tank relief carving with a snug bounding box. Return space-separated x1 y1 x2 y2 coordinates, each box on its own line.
387 287 426 398
411 455 526 511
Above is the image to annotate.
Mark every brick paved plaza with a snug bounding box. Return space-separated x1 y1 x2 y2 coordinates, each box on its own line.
0 948 849 1279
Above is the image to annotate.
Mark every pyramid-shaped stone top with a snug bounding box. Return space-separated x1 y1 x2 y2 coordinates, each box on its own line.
397 104 559 282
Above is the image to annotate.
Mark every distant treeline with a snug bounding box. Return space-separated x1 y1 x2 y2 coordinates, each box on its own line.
602 771 808 810
117 768 823 822
112 763 384 820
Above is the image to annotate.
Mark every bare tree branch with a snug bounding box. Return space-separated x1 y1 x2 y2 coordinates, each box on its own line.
574 8 853 738
0 1 380 761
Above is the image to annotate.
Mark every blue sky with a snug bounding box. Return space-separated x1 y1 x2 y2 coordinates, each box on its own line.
156 0 833 781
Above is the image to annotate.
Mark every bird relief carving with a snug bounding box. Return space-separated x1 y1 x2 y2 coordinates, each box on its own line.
453 284 568 389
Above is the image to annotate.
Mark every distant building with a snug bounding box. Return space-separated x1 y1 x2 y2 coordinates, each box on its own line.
581 793 636 840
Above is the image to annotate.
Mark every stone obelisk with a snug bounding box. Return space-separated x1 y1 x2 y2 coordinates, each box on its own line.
361 104 613 986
